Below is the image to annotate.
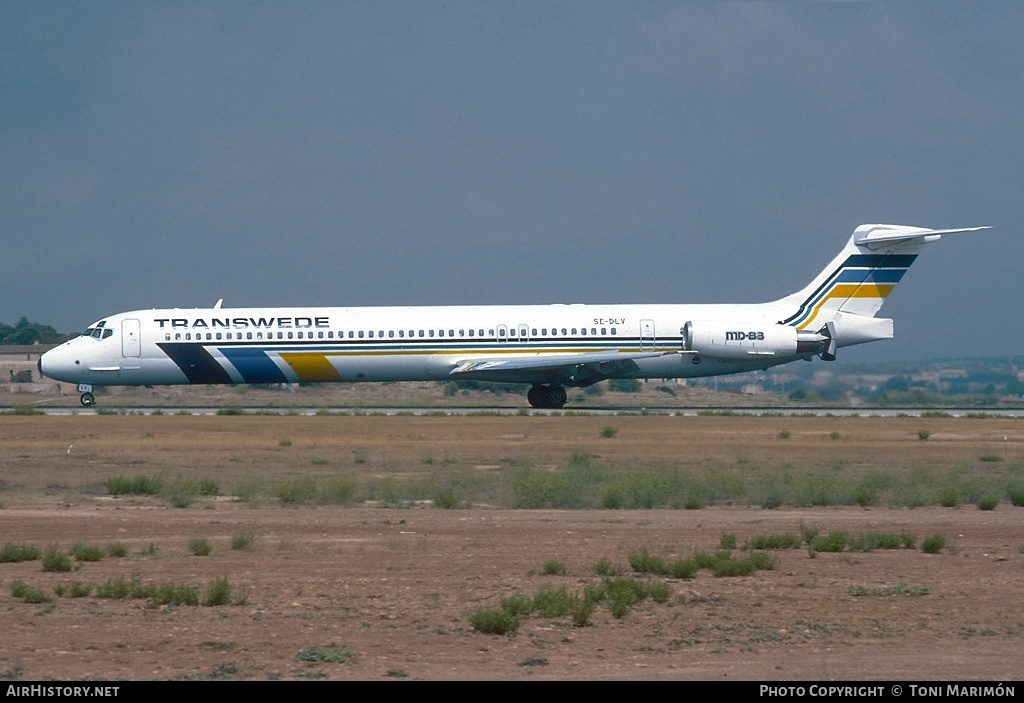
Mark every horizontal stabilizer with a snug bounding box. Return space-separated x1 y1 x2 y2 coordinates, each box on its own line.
853 224 990 249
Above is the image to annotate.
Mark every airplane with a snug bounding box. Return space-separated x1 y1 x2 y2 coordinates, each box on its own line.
40 223 987 409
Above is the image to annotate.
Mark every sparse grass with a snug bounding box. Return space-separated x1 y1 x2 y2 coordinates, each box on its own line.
593 557 621 576
742 533 802 550
599 426 618 438
230 531 256 550
93 574 235 607
296 645 355 663
719 533 737 550
849 583 930 597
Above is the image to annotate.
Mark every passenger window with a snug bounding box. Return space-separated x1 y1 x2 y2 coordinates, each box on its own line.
468 329 474 337
611 328 617 335
165 334 171 341
449 330 454 337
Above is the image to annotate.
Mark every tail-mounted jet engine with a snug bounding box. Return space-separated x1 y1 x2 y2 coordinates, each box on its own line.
682 320 836 361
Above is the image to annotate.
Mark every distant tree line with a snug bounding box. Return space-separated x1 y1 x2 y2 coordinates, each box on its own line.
0 317 71 345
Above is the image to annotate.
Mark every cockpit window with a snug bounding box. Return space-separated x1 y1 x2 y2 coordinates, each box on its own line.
83 320 107 339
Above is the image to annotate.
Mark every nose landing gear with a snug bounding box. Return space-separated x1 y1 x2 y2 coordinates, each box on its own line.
77 384 96 407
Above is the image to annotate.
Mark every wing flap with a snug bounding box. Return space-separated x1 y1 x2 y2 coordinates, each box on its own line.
451 350 670 385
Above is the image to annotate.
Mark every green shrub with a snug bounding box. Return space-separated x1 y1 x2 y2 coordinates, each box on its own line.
69 582 93 598
107 474 163 496
542 560 566 576
1008 485 1024 507
719 533 737 550
470 608 521 635
188 537 212 557
10 580 50 603
808 532 848 553
499 595 532 620
0 544 41 563
106 542 128 558
41 545 72 572
531 586 575 618
70 543 104 562
599 426 618 438
203 577 232 606
917 430 931 440
570 596 595 627
937 486 960 508
977 496 999 511
921 534 946 554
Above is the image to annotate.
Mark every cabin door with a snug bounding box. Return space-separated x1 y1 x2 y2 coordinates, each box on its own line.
640 319 656 350
122 319 141 358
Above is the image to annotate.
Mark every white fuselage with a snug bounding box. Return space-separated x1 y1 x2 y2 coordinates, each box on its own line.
40 301 795 389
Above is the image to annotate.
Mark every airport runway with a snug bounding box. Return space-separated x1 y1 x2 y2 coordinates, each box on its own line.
20 405 1024 418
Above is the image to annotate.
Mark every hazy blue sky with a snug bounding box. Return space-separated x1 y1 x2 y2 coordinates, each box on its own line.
3 2 1020 361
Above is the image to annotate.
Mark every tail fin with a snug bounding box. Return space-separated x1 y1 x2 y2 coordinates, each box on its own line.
774 224 989 334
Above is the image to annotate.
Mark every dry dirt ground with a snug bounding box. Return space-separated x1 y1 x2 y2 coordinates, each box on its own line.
1 414 1022 681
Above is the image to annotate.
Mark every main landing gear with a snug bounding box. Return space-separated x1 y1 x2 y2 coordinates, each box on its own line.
527 384 567 409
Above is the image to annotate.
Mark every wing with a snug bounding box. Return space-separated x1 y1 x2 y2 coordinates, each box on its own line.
450 350 672 386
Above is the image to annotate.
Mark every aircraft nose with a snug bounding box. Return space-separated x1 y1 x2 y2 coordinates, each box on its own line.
39 343 80 383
